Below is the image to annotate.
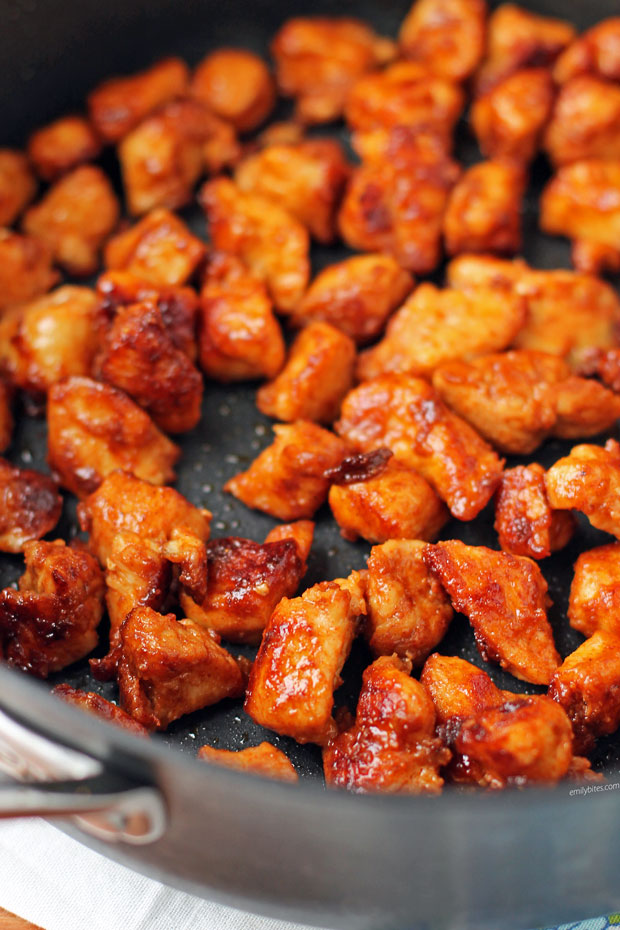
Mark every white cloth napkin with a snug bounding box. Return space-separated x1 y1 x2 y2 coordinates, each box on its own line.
0 818 320 930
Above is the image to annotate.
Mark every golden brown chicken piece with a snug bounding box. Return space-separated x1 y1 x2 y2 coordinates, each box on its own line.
575 346 620 393
553 376 620 439
425 540 559 685
256 322 356 425
0 229 58 311
357 283 526 382
198 252 285 382
87 57 190 143
224 421 350 521
571 239 620 276
568 543 620 638
324 655 449 794
398 0 486 82
421 653 507 725
545 440 620 539
191 48 275 132
364 540 453 664
0 540 104 677
328 451 448 544
117 606 246 730
0 286 103 395
545 76 620 167
471 68 555 164
474 3 575 97
541 159 620 258
255 121 305 150
0 381 13 453
53 683 149 737
197 742 298 781
200 177 309 313
180 522 313 644
0 459 61 553
444 160 526 256
27 115 101 181
22 165 119 277
47 376 179 497
245 574 366 744
271 17 396 125
104 208 206 287
549 630 620 753
338 129 460 274
0 150 36 227
290 254 414 345
235 140 349 244
553 17 620 84
336 375 504 520
99 301 203 434
495 464 576 560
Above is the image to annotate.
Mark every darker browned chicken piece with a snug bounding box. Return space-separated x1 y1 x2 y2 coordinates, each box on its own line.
544 76 620 166
421 653 508 725
0 229 58 311
0 458 61 553
191 48 276 132
53 683 149 737
568 542 620 638
0 149 36 226
553 17 620 84
398 0 486 82
545 439 620 539
27 115 101 181
495 464 576 560
197 742 298 782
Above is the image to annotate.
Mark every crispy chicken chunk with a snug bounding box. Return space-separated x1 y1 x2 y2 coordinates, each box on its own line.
0 229 58 311
545 440 620 539
575 346 620 394
191 48 275 132
117 606 246 730
271 17 396 125
495 464 576 560
571 239 620 276
47 376 179 497
0 459 61 553
553 17 620 84
53 683 149 736
256 322 355 425
444 160 526 256
328 453 448 544
198 252 284 382
197 742 297 781
541 159 620 258
225 421 349 520
544 76 620 167
364 540 453 664
421 653 507 725
0 540 104 677
0 150 36 226
553 375 620 439
568 543 620 638
424 540 560 684
245 574 366 744
27 115 101 181
336 374 504 520
357 283 525 381
88 57 190 142
324 655 449 794
398 0 486 82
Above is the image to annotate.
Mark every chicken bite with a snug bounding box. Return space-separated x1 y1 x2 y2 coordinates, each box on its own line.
0 459 61 553
224 421 349 521
545 440 620 539
0 229 58 311
571 239 620 276
191 48 275 132
245 574 366 744
544 76 620 167
47 376 179 497
421 653 507 725
197 742 298 782
0 149 36 226
336 374 504 520
27 115 101 181
0 540 104 677
53 683 149 737
324 655 450 794
398 0 486 82
443 160 526 256
271 17 396 125
357 283 526 381
553 17 620 84
541 159 620 259
553 376 620 439
495 464 576 560
568 543 620 638
424 540 560 684
575 346 620 393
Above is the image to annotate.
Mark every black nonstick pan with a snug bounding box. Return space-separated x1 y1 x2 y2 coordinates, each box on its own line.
1 0 620 927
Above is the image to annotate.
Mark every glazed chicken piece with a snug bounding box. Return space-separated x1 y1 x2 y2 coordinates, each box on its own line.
0 381 13 453
198 743 298 782
0 540 104 678
0 459 61 553
357 283 526 382
290 254 414 345
575 346 620 394
27 115 101 181
568 543 620 638
0 150 36 226
180 521 313 644
495 465 575 561
245 574 366 744
398 0 486 82
22 165 119 277
553 376 620 439
0 229 58 311
99 301 203 433
200 177 309 313
471 68 555 163
544 76 620 167
473 3 576 97
256 322 356 425
324 655 450 794
328 451 448 545
553 17 620 84
421 653 507 725
191 48 275 132
271 17 396 125
443 160 526 256
0 286 103 395
117 606 246 730
545 440 620 539
364 540 453 664
104 208 206 288
87 57 190 143
424 540 560 685
224 421 350 521
198 252 285 382
235 140 349 245
53 684 149 737
336 374 504 521
47 376 179 497
338 128 460 274
571 239 620 276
